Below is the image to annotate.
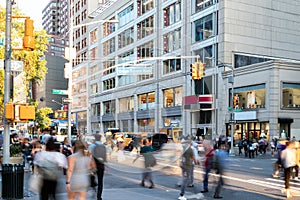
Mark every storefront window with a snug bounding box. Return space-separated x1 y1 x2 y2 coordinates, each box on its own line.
230 84 266 110
282 83 300 109
138 92 156 110
163 87 183 107
119 96 134 112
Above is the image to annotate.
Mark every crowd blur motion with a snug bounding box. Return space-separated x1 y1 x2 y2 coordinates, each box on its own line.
4 128 296 199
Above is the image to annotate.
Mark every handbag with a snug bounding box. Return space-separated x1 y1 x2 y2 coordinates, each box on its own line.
90 172 98 188
28 173 42 194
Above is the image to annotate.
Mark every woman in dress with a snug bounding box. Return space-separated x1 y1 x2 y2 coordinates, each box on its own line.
66 139 96 200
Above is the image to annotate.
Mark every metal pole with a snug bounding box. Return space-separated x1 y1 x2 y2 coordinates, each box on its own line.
67 2 73 142
3 0 13 164
230 68 235 156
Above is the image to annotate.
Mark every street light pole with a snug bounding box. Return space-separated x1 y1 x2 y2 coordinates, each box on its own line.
3 0 13 164
229 68 235 156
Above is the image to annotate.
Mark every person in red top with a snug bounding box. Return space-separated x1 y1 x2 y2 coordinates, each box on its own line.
201 144 215 193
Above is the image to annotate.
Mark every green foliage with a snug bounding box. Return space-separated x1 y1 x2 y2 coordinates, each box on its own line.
0 6 50 118
35 107 53 129
10 144 22 157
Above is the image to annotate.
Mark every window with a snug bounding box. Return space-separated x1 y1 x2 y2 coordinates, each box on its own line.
282 83 300 109
103 60 116 75
137 0 154 16
194 14 213 42
137 41 154 59
90 47 97 61
103 38 116 56
163 28 181 53
138 92 156 110
230 84 266 109
194 45 213 67
137 16 154 40
90 83 98 95
90 65 98 81
234 54 272 68
119 96 134 112
103 18 116 37
89 28 98 45
164 2 181 27
118 4 134 27
163 59 181 74
118 27 134 49
103 100 116 114
103 78 116 91
91 103 101 116
195 0 214 13
163 87 183 107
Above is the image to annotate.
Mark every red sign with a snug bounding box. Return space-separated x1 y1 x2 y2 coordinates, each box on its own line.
199 95 213 104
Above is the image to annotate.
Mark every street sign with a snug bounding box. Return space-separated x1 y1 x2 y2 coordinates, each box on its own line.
52 89 68 95
62 98 72 103
117 66 153 75
0 60 24 71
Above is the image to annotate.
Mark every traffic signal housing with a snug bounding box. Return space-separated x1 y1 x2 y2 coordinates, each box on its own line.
233 95 239 109
23 18 35 50
19 105 35 120
190 63 199 80
198 62 206 79
5 103 14 120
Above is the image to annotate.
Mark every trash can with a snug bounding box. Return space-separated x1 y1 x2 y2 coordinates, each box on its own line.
2 164 24 199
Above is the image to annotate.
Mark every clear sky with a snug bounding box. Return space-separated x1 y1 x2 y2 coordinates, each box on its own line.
0 0 49 30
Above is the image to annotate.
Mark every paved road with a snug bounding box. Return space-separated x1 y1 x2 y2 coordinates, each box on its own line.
1 149 300 200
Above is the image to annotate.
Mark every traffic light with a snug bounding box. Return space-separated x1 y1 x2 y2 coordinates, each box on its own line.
198 62 206 79
191 63 199 80
233 95 239 109
23 18 35 50
19 105 35 120
5 103 14 120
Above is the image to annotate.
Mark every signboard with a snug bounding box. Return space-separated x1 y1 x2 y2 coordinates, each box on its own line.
52 89 68 95
0 60 24 71
234 111 257 121
117 66 153 75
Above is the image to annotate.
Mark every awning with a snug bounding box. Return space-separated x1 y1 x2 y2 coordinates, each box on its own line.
278 118 294 123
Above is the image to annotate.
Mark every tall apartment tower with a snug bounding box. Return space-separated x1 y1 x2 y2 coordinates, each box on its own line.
42 0 69 57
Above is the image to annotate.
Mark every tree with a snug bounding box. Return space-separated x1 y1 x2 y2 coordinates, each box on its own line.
0 6 52 129
35 107 53 130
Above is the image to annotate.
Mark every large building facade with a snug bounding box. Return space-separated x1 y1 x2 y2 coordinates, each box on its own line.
73 0 300 142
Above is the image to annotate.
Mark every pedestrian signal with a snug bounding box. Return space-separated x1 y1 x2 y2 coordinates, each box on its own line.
233 95 239 108
23 18 35 50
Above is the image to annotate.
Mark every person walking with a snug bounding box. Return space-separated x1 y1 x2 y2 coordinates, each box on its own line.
66 140 96 200
33 137 68 200
281 140 296 198
89 134 107 200
213 144 228 199
178 138 199 200
201 144 214 193
140 138 156 189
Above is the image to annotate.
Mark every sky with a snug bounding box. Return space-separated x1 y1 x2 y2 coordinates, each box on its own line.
0 0 49 30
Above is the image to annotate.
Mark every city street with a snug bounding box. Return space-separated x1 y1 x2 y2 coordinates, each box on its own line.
1 151 300 200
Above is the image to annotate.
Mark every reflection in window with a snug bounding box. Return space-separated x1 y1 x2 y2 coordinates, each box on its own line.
194 14 213 42
194 46 213 67
164 2 181 27
163 28 181 53
230 84 266 109
137 16 154 40
195 0 214 13
282 83 300 109
103 78 116 91
163 59 181 74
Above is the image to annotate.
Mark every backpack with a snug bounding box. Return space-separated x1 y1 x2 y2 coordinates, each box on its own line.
92 143 107 166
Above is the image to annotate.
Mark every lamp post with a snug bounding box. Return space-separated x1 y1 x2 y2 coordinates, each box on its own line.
227 66 235 156
3 0 13 163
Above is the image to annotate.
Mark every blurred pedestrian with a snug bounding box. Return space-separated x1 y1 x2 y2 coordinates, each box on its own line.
213 144 228 199
273 139 287 178
66 140 96 200
89 134 107 200
178 138 199 200
201 144 214 193
281 140 296 198
34 137 68 200
140 138 155 189
21 138 33 169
